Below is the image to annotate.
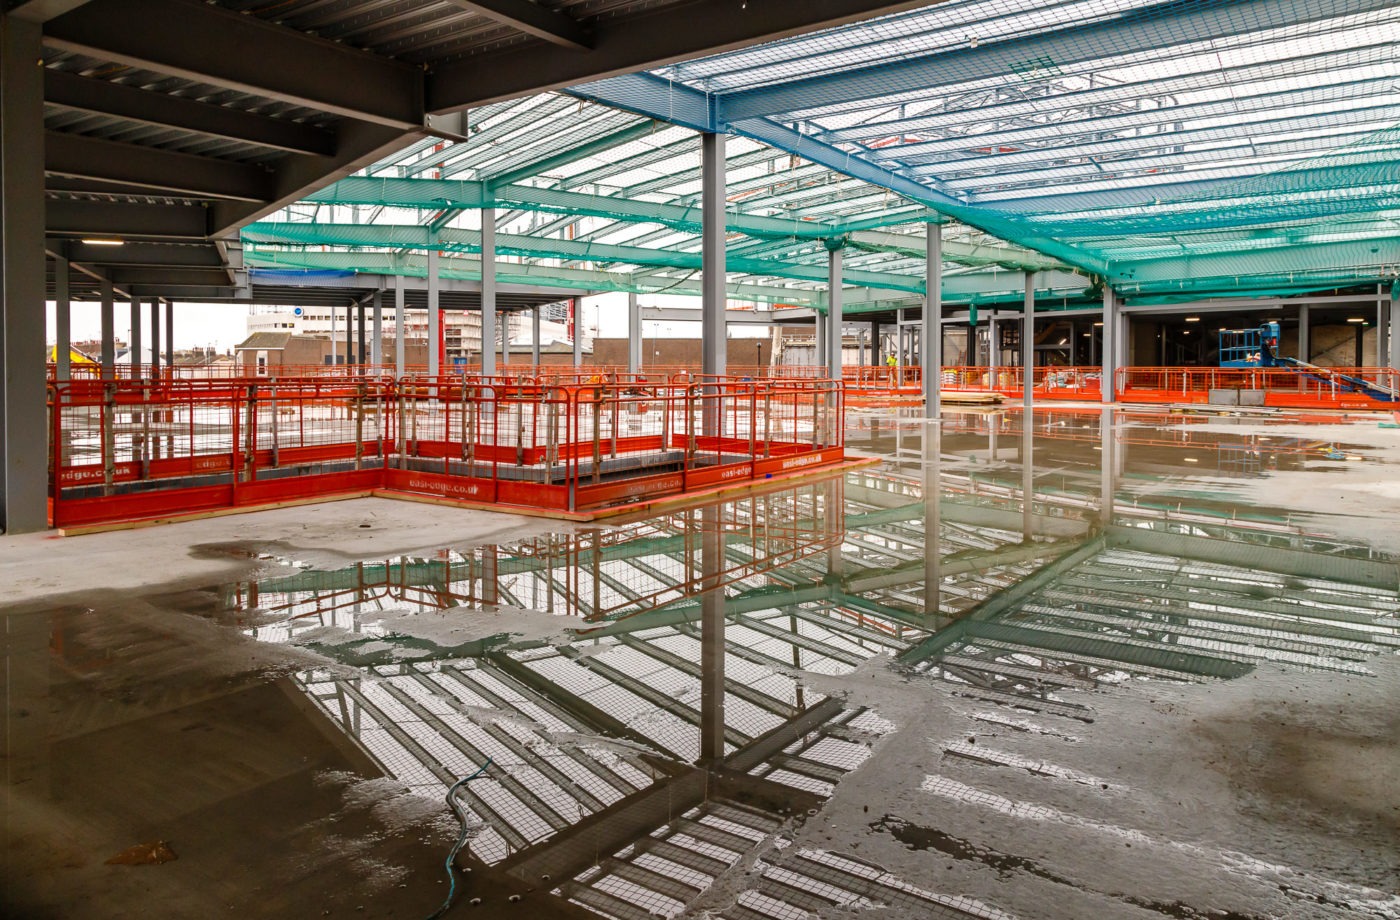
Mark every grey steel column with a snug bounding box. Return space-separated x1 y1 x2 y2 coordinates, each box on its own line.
1389 286 1400 370
572 298 582 368
814 310 826 366
357 302 367 366
0 11 46 532
923 221 942 415
627 292 641 374
1101 286 1116 403
1376 294 1388 368
149 296 160 378
54 254 71 381
343 302 352 367
871 320 881 366
129 298 142 379
1298 303 1310 363
371 290 383 367
427 248 440 377
531 306 541 366
501 312 511 366
394 279 406 379
164 302 173 368
1022 272 1035 541
700 132 726 379
481 208 497 377
698 504 725 764
99 280 115 380
827 246 842 381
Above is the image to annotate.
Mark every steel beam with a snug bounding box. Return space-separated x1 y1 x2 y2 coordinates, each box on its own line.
44 0 424 128
442 0 589 50
43 69 335 156
717 0 1396 120
46 130 273 201
46 198 208 240
428 0 949 112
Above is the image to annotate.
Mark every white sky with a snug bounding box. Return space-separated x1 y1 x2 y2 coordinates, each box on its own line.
45 290 765 354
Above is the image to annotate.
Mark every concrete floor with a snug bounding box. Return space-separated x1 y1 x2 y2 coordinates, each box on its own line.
4 407 1399 919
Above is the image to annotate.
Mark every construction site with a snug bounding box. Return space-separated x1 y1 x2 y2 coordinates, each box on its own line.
2 1 1399 918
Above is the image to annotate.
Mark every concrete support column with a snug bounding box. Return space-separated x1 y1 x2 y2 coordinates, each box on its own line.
427 248 440 377
0 11 46 532
923 221 942 415
827 246 842 381
148 296 160 379
480 208 497 377
1298 303 1310 363
1022 272 1036 541
394 279 406 379
700 131 726 380
99 280 115 380
531 306 541 366
627 292 641 374
1101 286 1117 403
54 254 70 381
572 298 582 369
129 299 142 379
371 290 383 367
164 302 173 368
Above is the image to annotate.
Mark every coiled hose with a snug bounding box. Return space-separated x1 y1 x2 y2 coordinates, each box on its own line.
423 758 493 920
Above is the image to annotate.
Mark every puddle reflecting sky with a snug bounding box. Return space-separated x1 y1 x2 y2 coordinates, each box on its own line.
206 405 1400 919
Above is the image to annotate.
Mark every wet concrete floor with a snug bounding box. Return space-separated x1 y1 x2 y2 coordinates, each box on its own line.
4 405 1399 919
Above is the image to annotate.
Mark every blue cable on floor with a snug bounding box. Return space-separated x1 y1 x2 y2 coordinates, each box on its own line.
424 757 493 920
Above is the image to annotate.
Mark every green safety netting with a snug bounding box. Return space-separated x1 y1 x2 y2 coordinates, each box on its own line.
246 0 1400 304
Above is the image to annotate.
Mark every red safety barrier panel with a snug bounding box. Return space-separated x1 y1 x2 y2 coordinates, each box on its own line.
1117 366 1400 410
49 374 846 528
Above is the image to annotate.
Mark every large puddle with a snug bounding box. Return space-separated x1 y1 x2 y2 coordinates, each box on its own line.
6 406 1399 919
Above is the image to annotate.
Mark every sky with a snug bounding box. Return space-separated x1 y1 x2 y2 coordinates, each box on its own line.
46 290 765 355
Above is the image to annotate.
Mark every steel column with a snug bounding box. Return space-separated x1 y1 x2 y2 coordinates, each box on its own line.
148 296 160 378
627 291 641 374
1298 303 1310 363
481 208 497 377
128 298 142 379
164 301 173 367
827 246 842 381
394 278 405 379
871 320 881 366
357 302 367 366
427 247 440 377
700 131 726 380
531 306 541 366
1376 294 1388 368
571 297 581 368
99 279 114 380
54 254 70 381
0 12 46 532
343 302 352 367
923 223 941 414
1390 288 1400 370
1101 286 1116 403
371 289 383 367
